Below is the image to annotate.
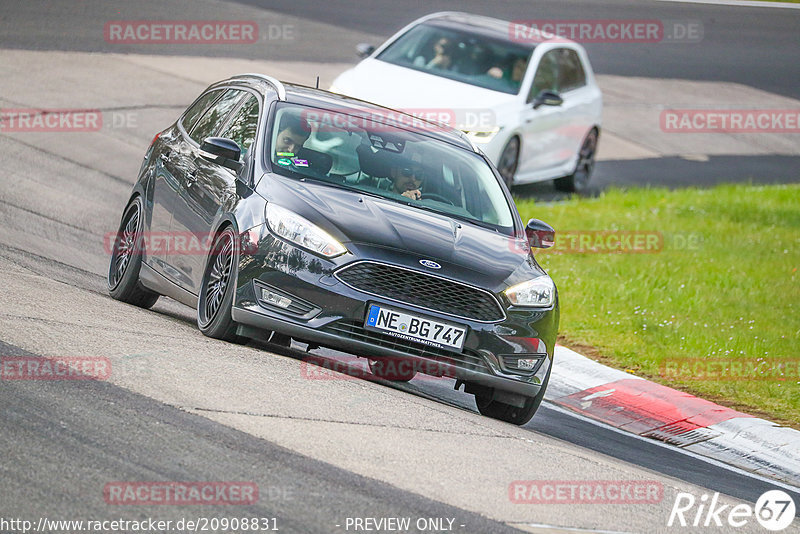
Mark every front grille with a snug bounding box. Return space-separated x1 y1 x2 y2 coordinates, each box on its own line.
335 261 504 322
322 320 491 375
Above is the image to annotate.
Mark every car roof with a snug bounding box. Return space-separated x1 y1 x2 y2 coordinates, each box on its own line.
209 74 478 151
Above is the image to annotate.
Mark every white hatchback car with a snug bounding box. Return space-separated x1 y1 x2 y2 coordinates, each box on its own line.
331 12 603 192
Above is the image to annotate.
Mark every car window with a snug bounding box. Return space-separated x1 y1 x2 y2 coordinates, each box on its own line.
217 93 260 154
180 90 223 133
189 89 245 145
267 104 515 233
558 49 586 92
528 49 559 101
377 23 533 96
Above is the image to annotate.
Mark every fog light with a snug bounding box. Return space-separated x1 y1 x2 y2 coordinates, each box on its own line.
260 288 292 308
516 358 540 371
500 354 545 374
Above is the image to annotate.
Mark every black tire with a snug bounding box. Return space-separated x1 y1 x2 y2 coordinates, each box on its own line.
475 367 550 426
497 137 520 190
368 358 417 382
107 196 160 309
197 226 247 343
554 129 598 193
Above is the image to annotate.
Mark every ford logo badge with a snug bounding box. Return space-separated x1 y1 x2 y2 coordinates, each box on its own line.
419 259 441 269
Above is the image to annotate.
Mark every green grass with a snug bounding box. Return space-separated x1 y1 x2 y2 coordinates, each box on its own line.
515 184 800 426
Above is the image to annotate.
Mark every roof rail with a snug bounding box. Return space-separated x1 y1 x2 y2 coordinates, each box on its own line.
235 73 287 101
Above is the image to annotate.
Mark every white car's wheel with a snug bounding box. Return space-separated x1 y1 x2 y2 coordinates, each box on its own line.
555 129 598 193
497 137 520 189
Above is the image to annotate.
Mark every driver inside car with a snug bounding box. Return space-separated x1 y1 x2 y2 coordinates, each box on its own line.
388 155 425 200
274 113 311 157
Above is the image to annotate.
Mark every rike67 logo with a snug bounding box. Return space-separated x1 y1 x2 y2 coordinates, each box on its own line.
668 490 796 531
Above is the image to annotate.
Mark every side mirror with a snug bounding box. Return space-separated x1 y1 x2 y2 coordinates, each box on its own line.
525 219 555 249
200 137 242 172
532 90 563 110
356 43 376 58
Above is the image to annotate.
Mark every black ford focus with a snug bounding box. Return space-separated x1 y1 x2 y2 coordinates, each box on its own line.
108 74 559 425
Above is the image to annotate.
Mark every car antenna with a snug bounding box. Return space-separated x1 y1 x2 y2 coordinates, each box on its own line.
315 76 320 89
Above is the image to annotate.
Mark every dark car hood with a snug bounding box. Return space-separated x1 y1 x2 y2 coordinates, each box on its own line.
261 175 541 287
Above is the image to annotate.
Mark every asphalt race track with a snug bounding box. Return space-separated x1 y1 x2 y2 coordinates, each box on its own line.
1 1 799 533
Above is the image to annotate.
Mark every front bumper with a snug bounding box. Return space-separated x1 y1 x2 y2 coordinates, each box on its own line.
233 232 558 398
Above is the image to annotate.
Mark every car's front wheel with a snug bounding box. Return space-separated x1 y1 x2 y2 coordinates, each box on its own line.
554 129 598 193
107 196 160 308
197 226 246 343
474 368 550 425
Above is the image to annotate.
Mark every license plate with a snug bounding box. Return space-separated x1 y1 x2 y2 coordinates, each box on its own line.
364 304 467 351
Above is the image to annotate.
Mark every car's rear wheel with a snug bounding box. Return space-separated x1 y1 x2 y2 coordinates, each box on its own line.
107 196 160 308
197 226 247 343
554 129 598 193
474 367 550 426
368 358 417 382
497 137 520 190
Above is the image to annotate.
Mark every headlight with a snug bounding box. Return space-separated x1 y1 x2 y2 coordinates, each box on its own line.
462 126 501 144
266 203 346 258
505 276 555 307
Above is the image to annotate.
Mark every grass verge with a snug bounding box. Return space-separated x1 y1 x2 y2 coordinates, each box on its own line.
516 184 799 427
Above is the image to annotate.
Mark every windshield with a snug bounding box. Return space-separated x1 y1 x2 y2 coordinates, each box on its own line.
267 103 515 233
376 23 532 95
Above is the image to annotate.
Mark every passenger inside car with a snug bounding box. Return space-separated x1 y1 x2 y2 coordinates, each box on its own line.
485 54 528 93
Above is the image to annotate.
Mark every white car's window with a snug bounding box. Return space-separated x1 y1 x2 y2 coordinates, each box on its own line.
559 49 587 92
377 23 533 95
268 104 515 233
528 50 559 102
529 48 587 101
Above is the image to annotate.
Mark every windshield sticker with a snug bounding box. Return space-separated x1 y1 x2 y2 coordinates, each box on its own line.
276 151 294 157
291 158 309 167
276 157 292 166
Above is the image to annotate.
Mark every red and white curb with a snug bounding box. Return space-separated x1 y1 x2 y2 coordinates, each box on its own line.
546 345 800 486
